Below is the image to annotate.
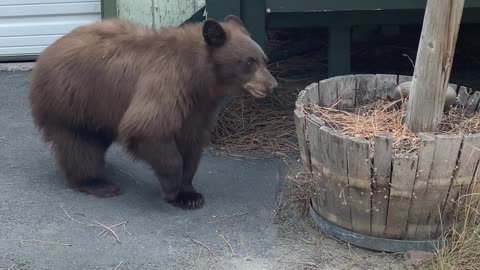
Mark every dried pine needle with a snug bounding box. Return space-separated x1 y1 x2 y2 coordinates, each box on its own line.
218 233 235 257
21 240 72 246
89 221 121 243
114 261 125 270
303 100 480 154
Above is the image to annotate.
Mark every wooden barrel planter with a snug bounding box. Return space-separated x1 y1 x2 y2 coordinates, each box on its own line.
294 74 480 253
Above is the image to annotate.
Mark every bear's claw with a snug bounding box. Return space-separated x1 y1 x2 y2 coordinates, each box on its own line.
170 191 205 210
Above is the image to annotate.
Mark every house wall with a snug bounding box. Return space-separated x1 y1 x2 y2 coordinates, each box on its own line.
117 0 205 28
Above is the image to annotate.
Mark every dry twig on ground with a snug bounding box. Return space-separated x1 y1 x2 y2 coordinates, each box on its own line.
60 205 130 243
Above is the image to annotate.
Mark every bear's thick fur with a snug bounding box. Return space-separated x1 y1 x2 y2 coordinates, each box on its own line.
29 15 277 209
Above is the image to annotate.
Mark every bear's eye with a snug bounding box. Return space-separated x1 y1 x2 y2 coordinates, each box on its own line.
246 57 256 66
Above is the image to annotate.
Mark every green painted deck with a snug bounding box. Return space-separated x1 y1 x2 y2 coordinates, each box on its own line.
206 0 480 77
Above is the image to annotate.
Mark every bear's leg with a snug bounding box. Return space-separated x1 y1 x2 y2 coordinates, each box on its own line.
179 144 204 205
46 126 119 198
125 137 204 209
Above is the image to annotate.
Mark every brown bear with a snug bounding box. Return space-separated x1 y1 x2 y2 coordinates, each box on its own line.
28 15 278 209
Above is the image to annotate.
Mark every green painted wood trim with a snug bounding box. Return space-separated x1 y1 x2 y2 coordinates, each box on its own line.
241 0 266 48
206 0 240 21
328 25 351 77
101 0 117 19
268 8 480 77
267 9 480 28
266 0 480 13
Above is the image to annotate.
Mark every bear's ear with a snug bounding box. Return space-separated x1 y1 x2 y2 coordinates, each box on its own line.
224 15 250 35
224 15 244 27
202 19 226 48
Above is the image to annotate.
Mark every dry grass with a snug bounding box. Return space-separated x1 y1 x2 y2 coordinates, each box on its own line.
278 168 313 216
431 187 480 270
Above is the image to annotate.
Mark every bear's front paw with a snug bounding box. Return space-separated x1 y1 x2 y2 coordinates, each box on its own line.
169 191 205 210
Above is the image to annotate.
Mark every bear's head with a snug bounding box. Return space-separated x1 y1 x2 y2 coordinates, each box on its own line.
202 15 278 98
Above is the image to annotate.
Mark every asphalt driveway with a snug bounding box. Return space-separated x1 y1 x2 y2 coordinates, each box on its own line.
0 69 411 270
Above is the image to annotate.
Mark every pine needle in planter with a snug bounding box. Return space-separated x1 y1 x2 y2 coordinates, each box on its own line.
303 100 421 154
439 107 480 134
303 100 480 154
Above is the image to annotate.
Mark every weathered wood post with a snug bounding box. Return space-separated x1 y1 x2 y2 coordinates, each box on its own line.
405 0 465 132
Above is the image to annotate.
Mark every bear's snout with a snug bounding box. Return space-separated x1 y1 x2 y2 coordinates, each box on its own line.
263 70 278 94
243 66 278 98
269 77 278 91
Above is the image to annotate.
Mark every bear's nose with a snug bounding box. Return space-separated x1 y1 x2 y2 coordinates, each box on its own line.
270 78 278 90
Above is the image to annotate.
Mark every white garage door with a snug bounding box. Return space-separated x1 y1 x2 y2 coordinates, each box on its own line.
0 0 101 61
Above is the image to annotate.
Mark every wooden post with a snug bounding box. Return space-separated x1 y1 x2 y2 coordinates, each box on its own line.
328 25 351 77
101 0 117 19
405 0 464 132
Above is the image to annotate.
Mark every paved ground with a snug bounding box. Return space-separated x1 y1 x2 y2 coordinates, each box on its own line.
0 70 412 270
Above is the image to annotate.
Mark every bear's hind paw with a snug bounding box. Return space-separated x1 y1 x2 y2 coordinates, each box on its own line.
73 178 121 198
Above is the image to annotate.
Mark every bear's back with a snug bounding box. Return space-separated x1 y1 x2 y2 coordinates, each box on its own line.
29 20 174 131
